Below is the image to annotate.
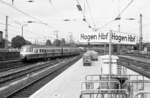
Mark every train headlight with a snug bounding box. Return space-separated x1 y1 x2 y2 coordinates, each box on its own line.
20 52 26 58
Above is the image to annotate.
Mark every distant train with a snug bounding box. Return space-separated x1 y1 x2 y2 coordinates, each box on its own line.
20 45 81 61
82 50 98 66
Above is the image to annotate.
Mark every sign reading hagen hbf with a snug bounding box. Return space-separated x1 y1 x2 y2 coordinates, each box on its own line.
79 31 137 44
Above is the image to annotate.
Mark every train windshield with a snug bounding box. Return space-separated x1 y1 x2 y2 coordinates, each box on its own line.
21 46 33 52
20 47 26 52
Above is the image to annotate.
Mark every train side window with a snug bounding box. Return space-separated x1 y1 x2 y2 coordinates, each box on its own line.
40 49 42 53
37 49 40 53
42 49 44 53
26 47 33 52
44 49 46 53
34 49 38 53
29 48 33 52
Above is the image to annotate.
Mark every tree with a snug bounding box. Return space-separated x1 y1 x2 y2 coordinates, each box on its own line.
0 39 5 48
11 36 26 48
45 40 52 46
60 38 66 46
53 39 61 46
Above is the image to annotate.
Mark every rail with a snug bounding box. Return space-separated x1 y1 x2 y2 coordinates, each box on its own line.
133 91 150 98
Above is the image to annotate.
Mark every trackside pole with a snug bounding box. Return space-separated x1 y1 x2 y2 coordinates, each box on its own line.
109 30 112 88
5 16 8 49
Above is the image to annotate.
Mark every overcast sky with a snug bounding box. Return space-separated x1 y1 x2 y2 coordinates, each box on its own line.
0 0 149 44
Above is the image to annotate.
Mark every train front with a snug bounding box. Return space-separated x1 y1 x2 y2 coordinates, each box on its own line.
20 45 33 61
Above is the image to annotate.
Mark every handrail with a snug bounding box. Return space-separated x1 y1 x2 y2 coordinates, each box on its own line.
133 90 150 98
85 74 142 81
81 80 121 91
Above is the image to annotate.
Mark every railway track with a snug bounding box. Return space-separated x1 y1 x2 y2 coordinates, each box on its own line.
118 56 150 79
121 53 150 59
0 55 81 98
0 59 38 72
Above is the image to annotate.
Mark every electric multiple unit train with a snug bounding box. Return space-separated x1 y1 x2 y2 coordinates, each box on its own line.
20 45 81 61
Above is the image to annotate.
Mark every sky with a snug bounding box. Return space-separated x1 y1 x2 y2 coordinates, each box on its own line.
0 0 150 44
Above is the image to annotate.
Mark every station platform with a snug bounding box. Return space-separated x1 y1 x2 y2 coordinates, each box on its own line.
30 56 102 98
29 55 150 98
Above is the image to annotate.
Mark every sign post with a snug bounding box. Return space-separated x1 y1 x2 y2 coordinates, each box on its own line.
109 30 112 88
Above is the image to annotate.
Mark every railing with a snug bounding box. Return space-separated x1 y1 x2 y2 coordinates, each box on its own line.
80 80 128 98
81 74 150 98
81 80 121 90
133 91 150 98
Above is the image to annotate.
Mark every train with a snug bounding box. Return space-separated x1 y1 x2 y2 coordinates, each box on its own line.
83 53 92 66
20 45 82 61
82 50 98 66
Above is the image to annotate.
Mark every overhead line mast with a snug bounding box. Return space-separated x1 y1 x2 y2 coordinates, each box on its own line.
139 14 143 51
5 16 8 49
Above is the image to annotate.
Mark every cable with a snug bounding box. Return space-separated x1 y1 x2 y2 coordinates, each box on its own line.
48 0 53 5
0 22 19 29
85 0 96 26
116 0 134 18
96 0 134 30
0 0 49 26
75 0 92 28
0 21 37 36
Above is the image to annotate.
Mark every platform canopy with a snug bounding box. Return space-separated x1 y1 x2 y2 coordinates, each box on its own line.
78 30 138 45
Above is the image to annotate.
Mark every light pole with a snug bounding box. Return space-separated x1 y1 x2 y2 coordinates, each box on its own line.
21 24 27 37
139 14 143 51
114 16 122 75
126 13 143 51
53 30 59 40
114 14 142 75
5 16 8 49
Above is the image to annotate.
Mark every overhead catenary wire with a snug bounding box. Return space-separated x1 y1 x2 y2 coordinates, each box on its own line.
0 9 55 38
115 0 134 19
0 0 50 26
0 21 37 35
48 0 64 22
97 0 134 30
85 0 96 27
75 0 92 28
0 14 38 34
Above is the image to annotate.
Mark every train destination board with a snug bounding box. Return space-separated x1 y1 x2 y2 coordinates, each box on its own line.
79 30 137 44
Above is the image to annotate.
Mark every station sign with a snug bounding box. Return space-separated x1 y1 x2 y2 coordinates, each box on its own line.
79 30 137 45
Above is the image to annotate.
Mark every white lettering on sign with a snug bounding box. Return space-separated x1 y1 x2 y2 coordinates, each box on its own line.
79 30 137 44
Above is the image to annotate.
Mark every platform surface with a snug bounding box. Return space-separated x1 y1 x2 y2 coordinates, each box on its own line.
30 57 103 98
29 55 150 98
